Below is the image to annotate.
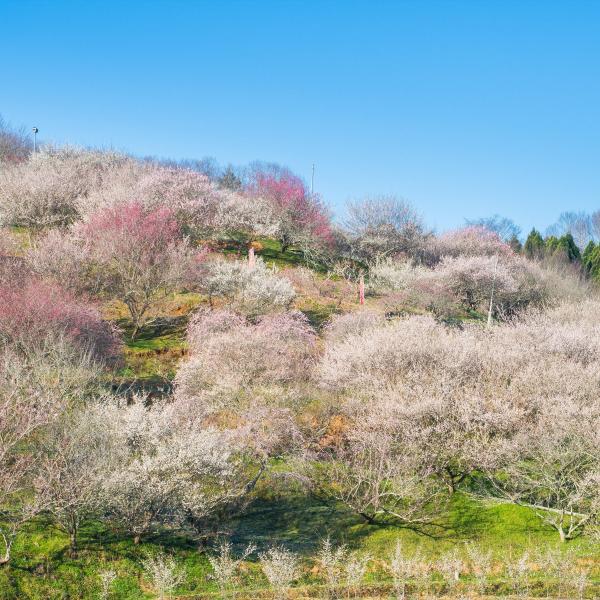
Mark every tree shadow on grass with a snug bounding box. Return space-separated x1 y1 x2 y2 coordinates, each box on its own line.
225 494 372 555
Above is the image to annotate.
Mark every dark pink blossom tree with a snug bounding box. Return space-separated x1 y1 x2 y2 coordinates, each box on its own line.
0 277 121 363
248 168 333 253
32 201 205 339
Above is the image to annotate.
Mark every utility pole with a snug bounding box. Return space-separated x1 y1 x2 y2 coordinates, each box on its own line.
32 127 39 153
311 163 315 195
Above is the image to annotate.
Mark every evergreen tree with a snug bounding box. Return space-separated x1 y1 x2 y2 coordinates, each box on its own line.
545 233 581 263
585 244 600 281
559 233 581 262
509 234 522 254
582 240 596 274
219 165 242 191
523 228 545 259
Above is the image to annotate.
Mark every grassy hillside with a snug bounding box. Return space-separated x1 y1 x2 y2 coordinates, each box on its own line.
1 230 599 599
2 492 598 599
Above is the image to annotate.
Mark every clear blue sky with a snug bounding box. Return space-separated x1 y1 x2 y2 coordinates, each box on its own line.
1 0 599 234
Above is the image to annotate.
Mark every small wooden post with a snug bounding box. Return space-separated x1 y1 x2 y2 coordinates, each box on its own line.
248 246 256 270
359 275 365 305
487 254 498 328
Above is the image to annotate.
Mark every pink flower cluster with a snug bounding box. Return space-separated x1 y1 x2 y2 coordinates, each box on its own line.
0 277 121 362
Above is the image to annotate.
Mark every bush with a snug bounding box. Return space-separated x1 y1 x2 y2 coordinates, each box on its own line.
176 309 316 415
259 546 300 599
433 225 513 260
203 258 296 316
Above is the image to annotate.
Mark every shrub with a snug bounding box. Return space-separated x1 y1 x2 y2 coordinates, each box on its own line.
389 540 422 600
208 540 256 595
317 537 348 597
176 309 316 414
141 551 185 600
97 569 117 600
259 546 300 599
203 258 295 316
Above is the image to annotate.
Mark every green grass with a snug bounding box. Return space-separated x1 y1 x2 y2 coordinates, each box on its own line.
298 300 342 330
111 296 199 381
3 490 597 599
221 237 328 272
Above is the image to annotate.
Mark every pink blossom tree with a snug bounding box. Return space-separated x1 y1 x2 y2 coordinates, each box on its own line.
434 226 513 260
78 165 226 237
0 277 121 363
248 168 333 253
31 201 204 339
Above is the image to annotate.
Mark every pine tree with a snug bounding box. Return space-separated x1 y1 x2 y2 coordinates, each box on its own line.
582 240 596 274
509 235 522 254
219 165 242 191
545 233 581 263
585 244 600 281
523 229 544 259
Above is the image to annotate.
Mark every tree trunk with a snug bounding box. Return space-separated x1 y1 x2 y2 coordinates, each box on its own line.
443 467 468 495
558 527 566 543
125 299 144 341
359 512 377 525
133 534 141 545
69 530 78 558
130 320 141 341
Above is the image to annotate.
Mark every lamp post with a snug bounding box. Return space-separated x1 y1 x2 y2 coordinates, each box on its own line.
32 127 39 153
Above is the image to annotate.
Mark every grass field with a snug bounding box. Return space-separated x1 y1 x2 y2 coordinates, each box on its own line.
1 489 598 599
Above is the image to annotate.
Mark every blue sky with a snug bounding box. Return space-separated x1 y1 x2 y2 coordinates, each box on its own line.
1 0 599 234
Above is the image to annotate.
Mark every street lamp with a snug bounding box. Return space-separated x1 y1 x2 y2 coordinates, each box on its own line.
32 127 39 153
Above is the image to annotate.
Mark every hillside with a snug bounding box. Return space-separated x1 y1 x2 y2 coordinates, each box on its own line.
0 146 598 599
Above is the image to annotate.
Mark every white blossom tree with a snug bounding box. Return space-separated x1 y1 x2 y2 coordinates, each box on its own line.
0 340 99 564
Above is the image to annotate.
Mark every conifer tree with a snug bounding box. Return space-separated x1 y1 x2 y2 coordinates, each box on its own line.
523 229 544 259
